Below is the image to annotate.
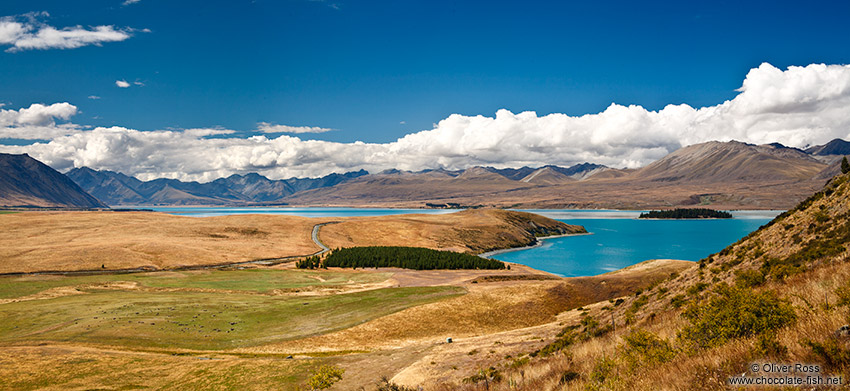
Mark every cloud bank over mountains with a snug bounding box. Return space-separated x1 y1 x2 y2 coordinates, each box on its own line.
2 63 850 181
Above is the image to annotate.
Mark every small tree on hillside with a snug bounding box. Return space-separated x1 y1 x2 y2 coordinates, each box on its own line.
841 156 850 174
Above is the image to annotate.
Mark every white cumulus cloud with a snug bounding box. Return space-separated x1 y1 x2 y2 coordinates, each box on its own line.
2 63 850 181
257 122 333 134
115 80 131 88
0 102 81 139
0 12 132 52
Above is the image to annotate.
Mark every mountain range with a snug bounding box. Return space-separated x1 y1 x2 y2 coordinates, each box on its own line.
2 138 849 209
805 138 850 156
0 153 107 208
66 167 369 206
279 140 836 209
65 162 611 207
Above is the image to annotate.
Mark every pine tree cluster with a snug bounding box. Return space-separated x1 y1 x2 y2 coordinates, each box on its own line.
639 208 732 219
303 246 507 270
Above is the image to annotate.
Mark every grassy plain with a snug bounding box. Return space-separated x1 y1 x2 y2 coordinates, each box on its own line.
0 269 461 351
0 269 390 299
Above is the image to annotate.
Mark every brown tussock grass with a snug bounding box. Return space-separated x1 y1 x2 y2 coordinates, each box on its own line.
0 212 320 274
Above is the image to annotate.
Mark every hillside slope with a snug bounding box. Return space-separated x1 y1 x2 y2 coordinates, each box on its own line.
320 208 586 254
427 170 850 390
0 153 107 208
629 140 825 182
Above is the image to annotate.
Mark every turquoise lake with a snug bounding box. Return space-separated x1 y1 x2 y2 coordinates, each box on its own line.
493 210 780 277
150 207 781 277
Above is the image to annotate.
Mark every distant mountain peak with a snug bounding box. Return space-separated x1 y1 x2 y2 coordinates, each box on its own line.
0 153 107 208
806 138 850 156
632 140 824 183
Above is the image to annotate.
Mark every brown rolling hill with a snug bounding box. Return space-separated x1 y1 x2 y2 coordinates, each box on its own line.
0 153 107 208
320 208 586 254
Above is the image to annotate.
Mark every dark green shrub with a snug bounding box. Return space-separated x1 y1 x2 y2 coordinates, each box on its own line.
735 269 766 288
375 376 417 391
836 282 850 307
536 329 575 357
754 332 787 358
806 339 850 369
587 356 617 390
581 315 599 331
559 371 580 384
669 294 687 309
621 329 676 369
687 282 709 296
623 295 649 325
462 367 502 384
761 235 846 280
306 365 344 390
679 284 796 349
508 356 529 369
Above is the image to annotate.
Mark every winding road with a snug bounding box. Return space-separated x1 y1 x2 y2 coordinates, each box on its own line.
310 222 335 255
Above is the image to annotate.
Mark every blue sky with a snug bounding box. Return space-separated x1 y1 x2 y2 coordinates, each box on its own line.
2 0 848 144
1 1 850 180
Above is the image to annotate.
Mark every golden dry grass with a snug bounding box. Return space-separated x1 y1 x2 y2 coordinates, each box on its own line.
0 209 578 274
320 208 584 254
0 211 320 274
0 344 318 391
455 261 850 391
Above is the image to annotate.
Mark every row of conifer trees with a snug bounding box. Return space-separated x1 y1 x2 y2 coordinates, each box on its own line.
296 246 506 270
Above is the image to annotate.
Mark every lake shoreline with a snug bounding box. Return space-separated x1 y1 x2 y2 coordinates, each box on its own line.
478 232 593 259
